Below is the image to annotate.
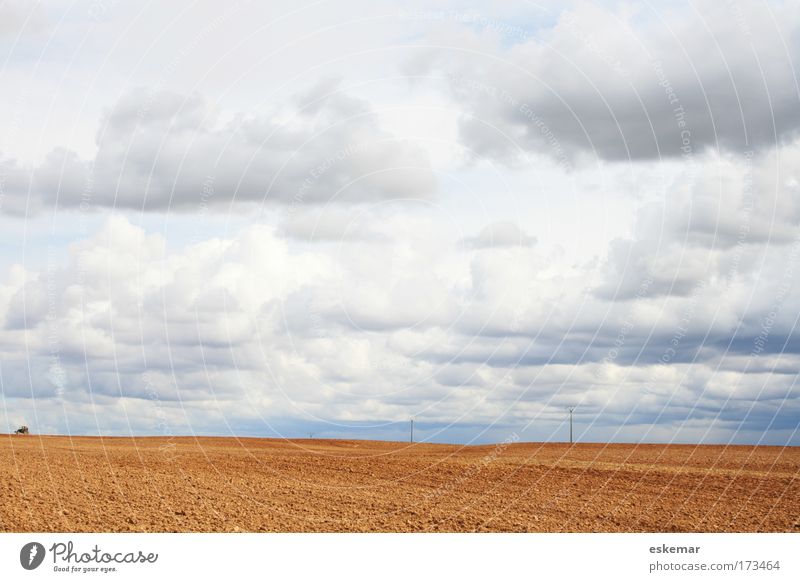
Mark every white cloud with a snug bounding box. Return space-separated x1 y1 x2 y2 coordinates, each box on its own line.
278 206 385 242
409 0 800 162
460 220 536 249
2 87 437 214
595 144 800 299
0 210 796 442
1 1 798 445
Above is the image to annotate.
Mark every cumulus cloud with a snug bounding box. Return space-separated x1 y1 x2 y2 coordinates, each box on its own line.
278 206 385 242
2 87 437 214
1 1 798 445
595 144 800 300
459 220 536 249
0 212 797 443
410 0 800 162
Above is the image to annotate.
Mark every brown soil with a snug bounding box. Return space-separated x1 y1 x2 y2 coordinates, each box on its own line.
1 435 798 532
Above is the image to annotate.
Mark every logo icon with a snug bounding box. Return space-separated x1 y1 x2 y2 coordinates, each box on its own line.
20 542 46 570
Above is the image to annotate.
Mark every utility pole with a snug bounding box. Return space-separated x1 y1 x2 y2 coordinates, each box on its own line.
410 418 414 443
569 407 574 445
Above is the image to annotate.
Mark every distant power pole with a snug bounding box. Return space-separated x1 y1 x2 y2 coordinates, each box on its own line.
569 407 575 444
410 418 414 443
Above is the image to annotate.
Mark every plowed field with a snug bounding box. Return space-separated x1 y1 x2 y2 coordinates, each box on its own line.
2 436 798 532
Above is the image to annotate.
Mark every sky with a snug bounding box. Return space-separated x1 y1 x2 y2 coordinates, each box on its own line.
0 0 799 445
